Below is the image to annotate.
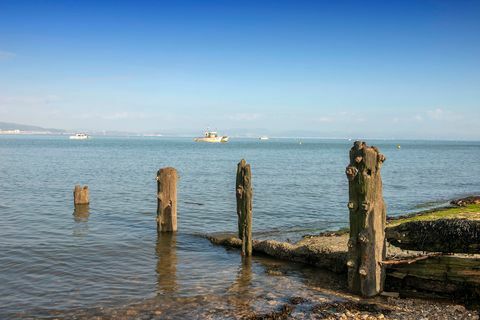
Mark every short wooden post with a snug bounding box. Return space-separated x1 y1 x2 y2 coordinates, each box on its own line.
345 141 387 297
157 167 178 232
73 185 89 205
236 159 252 256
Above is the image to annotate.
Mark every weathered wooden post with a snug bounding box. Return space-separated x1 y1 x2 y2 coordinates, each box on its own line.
345 141 386 297
73 185 89 205
157 167 178 232
236 159 253 256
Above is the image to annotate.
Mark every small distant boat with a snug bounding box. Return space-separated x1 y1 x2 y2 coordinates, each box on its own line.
194 131 229 143
69 133 89 140
259 136 269 140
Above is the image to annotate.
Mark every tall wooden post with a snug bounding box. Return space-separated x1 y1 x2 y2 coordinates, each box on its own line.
345 141 386 297
236 159 253 256
73 185 89 205
157 167 178 232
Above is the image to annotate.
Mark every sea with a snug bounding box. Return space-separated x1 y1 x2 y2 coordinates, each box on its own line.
1 136 479 318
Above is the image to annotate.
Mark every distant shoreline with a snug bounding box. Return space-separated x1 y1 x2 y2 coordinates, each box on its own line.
1 132 480 142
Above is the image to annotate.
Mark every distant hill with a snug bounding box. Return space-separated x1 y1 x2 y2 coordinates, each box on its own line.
0 121 65 133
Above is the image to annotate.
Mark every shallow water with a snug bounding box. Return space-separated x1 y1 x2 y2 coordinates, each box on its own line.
0 136 479 318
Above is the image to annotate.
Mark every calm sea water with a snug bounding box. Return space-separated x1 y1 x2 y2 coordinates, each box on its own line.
1 136 479 318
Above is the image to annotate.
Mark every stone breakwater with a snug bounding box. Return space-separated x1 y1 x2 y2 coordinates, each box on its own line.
206 232 421 275
207 197 480 309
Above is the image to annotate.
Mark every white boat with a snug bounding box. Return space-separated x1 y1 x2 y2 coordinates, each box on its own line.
69 133 89 140
259 136 269 140
194 131 229 143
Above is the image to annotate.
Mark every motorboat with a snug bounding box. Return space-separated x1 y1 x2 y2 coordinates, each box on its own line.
69 133 89 140
194 131 229 143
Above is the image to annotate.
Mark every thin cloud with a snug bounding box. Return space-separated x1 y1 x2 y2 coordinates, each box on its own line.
427 108 464 121
413 114 423 122
427 108 444 120
0 94 60 105
0 51 16 61
315 116 334 123
73 112 148 120
227 113 261 121
76 75 132 82
102 112 149 120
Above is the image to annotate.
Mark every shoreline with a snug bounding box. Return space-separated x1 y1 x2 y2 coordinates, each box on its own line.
205 195 480 319
209 195 480 265
10 196 480 319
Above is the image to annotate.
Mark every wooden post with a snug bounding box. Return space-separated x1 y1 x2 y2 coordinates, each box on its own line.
236 159 253 256
345 141 386 297
157 167 178 232
73 185 89 205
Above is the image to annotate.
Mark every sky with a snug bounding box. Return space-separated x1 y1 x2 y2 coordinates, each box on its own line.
0 0 479 139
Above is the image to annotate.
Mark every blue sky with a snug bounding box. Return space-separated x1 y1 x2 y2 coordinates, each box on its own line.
0 0 479 138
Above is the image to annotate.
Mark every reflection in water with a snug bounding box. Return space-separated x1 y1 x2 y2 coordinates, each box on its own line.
73 205 90 222
230 256 252 294
226 256 254 317
31 244 349 319
73 205 90 237
155 232 177 295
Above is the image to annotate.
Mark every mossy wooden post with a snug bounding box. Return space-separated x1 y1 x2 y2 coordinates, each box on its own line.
73 185 89 205
157 167 178 232
236 159 252 256
345 141 386 297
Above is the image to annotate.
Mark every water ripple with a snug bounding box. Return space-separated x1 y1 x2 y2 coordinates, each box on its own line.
1 136 480 317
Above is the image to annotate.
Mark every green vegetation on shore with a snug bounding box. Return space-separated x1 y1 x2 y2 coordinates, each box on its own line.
320 203 480 236
387 203 480 227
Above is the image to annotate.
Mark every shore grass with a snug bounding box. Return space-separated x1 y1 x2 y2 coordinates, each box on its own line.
387 203 480 227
